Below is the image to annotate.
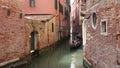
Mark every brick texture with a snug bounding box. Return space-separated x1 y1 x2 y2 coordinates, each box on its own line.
84 0 120 68
0 0 26 63
25 17 59 50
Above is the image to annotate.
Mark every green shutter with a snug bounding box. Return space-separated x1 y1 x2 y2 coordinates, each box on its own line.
30 32 35 50
52 23 54 32
59 2 63 14
54 0 57 9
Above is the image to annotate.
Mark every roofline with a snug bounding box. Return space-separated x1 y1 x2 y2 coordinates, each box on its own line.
25 14 54 16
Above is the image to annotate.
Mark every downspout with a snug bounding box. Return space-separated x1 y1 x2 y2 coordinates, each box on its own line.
82 19 87 46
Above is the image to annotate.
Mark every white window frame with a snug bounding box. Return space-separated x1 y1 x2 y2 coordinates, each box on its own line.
100 19 108 35
91 12 98 29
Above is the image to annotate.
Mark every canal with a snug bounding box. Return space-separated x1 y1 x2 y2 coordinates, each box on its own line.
16 39 83 68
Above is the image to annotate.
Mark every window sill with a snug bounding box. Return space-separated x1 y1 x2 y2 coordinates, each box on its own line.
101 32 107 36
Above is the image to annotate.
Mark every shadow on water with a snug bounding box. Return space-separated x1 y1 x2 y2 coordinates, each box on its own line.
15 39 83 68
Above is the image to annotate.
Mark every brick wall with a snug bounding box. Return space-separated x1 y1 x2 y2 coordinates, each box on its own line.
25 19 47 49
84 0 119 67
46 18 59 46
0 0 26 64
72 0 82 38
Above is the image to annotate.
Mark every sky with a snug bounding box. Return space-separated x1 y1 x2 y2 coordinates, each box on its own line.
70 0 74 5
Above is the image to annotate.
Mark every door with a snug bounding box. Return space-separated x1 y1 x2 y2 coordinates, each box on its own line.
30 31 39 52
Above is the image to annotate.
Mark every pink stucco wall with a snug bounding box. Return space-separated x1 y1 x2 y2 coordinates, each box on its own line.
24 0 54 14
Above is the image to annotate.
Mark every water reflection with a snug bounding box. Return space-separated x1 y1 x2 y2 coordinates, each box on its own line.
16 39 83 68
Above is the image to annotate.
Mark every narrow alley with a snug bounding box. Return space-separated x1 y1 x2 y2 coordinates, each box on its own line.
15 39 83 68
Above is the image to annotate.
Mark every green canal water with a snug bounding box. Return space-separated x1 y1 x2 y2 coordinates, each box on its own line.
16 39 83 68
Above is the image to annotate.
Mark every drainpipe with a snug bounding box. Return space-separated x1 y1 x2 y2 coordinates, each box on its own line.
81 14 91 44
82 19 87 46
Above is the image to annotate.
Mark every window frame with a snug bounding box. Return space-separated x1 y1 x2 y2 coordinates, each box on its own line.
100 19 108 35
52 23 54 32
59 2 63 14
19 10 23 19
54 0 57 9
91 12 97 29
29 0 35 7
7 9 11 16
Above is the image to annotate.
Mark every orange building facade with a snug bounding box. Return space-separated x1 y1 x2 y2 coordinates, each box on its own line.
24 0 70 54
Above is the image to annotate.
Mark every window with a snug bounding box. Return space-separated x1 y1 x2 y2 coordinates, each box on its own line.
59 2 63 14
65 7 68 17
55 0 57 9
102 21 106 32
52 23 54 32
30 0 35 7
63 7 65 16
7 9 10 16
20 13 22 19
101 19 107 35
92 12 97 29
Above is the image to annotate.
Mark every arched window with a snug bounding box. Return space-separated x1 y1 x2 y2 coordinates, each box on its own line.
92 12 97 29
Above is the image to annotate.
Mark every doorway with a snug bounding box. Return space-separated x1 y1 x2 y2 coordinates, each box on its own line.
30 31 39 53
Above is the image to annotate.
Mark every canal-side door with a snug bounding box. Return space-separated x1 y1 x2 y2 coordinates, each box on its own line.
30 31 39 52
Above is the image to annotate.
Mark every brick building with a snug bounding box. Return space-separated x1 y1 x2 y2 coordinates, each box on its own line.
82 0 120 68
81 0 87 47
71 0 82 39
59 0 71 38
0 0 71 67
0 0 26 66
24 0 70 53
